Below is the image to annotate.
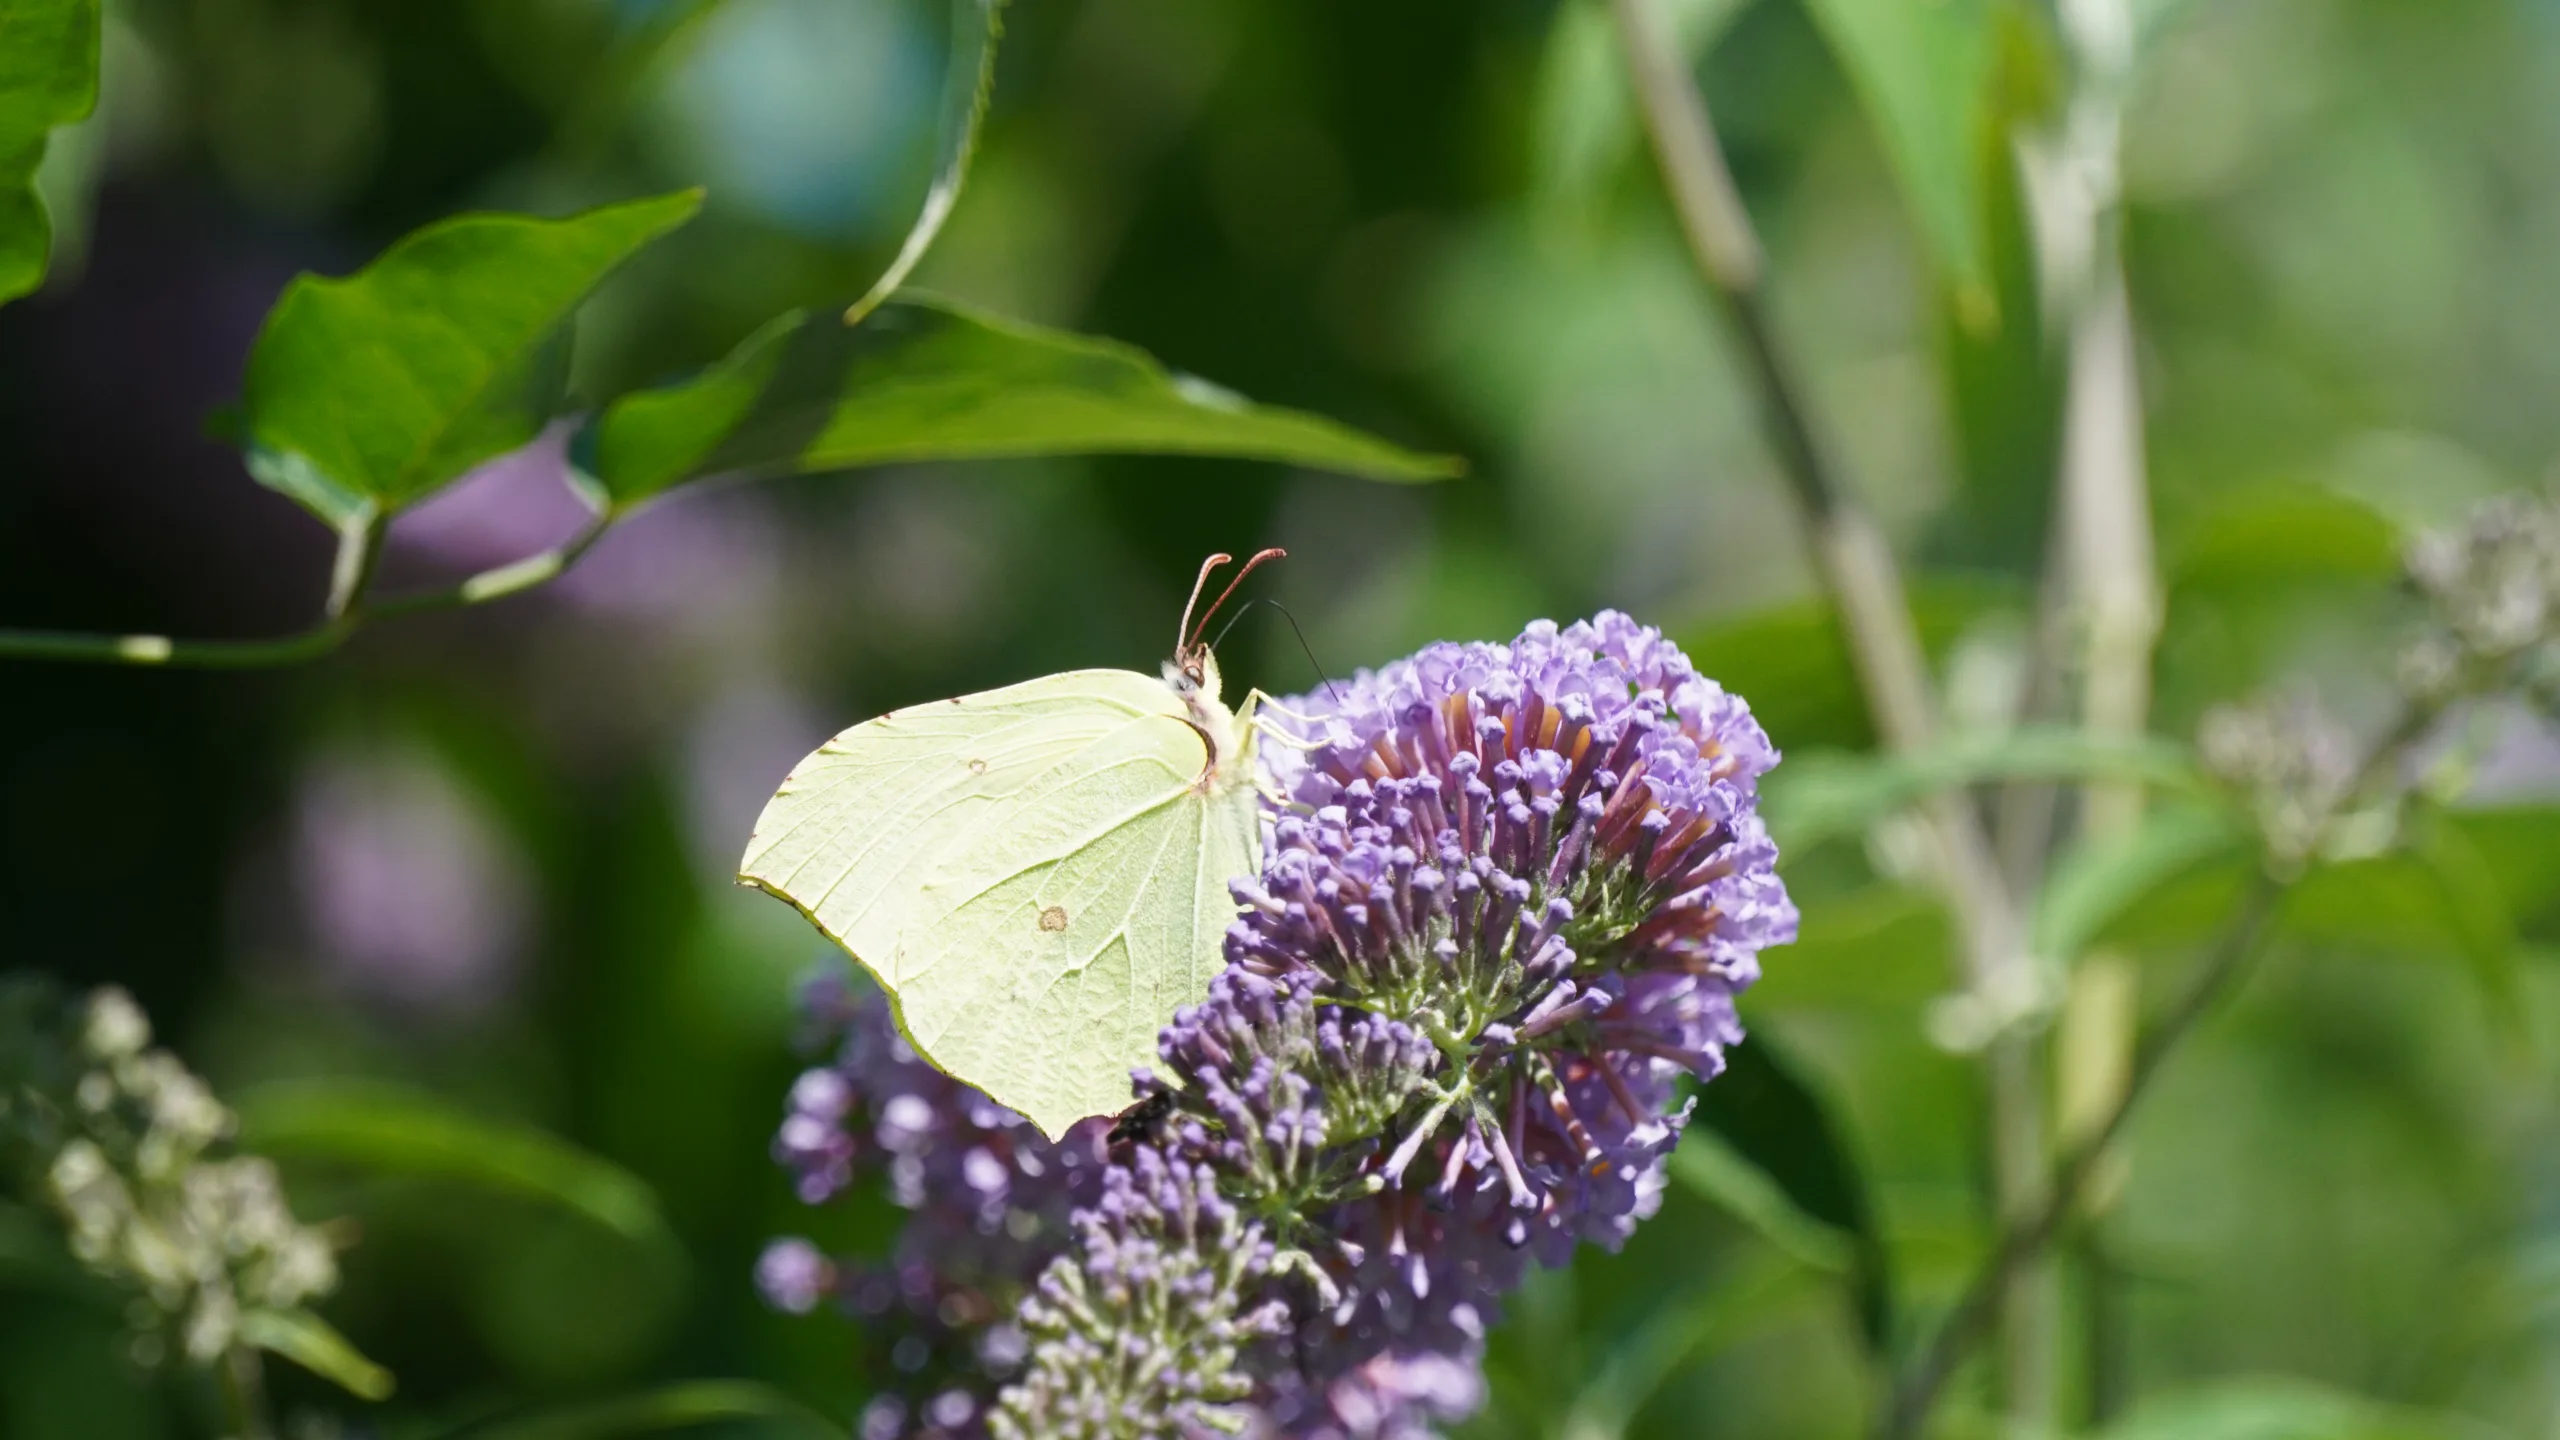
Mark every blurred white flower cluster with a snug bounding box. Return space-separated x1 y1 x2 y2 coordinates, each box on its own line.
8 986 338 1369
2197 691 2360 871
2401 493 2560 702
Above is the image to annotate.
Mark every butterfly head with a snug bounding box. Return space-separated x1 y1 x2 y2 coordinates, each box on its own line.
1164 646 1224 706
1171 548 1284 706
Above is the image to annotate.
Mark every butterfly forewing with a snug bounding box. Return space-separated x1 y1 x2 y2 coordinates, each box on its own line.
738 668 1258 1137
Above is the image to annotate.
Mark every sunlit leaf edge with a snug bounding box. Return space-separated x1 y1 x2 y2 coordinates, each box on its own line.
233 1078 673 1249
239 189 703 523
582 293 1463 506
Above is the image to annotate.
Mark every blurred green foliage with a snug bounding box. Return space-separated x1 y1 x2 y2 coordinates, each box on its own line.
5 0 2560 1436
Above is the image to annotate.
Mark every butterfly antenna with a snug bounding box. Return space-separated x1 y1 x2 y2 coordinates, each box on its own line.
1177 553 1234 659
1186 547 1286 654
1211 597 1342 706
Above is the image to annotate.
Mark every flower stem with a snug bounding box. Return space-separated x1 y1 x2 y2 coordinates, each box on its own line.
1878 872 2284 1439
218 1345 276 1440
1602 0 2051 1419
1881 701 2440 1437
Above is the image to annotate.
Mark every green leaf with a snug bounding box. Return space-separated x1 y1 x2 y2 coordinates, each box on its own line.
843 0 1004 326
233 1079 672 1249
238 1307 395 1402
240 191 703 525
2280 812 2524 1028
2035 804 2251 964
1687 1038 1893 1352
1668 1130 1852 1275
2444 804 2560 942
0 0 100 304
1800 0 2000 319
2166 484 2404 596
550 0 746 164
1764 726 2204 853
1745 884 1950 1011
2406 813 2525 1027
1552 1248 1823 1440
1679 576 2022 753
2155 485 2407 722
582 296 1460 507
0 1199 109 1304
2098 1378 2494 1440
439 1381 843 1440
1530 0 1752 228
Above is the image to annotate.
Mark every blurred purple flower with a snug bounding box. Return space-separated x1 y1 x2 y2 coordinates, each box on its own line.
683 683 831 881
756 1237 837 1315
389 424 591 575
759 963 1112 1428
561 489 783 623
289 746 529 1011
389 424 783 626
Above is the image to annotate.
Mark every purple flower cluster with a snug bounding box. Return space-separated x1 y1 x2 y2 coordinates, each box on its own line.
760 614 1796 1439
991 1147 1290 1439
1169 613 1791 1429
991 613 1794 1436
758 963 1113 1436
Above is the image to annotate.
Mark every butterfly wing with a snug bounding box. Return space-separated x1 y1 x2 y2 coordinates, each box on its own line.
738 669 1257 1137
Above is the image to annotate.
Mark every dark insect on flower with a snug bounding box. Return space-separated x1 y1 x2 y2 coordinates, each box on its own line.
1106 1089 1176 1151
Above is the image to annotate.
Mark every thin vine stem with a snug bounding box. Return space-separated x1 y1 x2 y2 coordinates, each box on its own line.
0 511 619 668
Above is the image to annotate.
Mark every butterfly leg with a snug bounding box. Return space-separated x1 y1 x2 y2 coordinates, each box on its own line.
1245 689 1330 726
1240 690 1331 752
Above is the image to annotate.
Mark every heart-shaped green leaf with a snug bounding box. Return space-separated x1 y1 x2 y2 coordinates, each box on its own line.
239 191 702 526
0 0 100 304
582 296 1460 507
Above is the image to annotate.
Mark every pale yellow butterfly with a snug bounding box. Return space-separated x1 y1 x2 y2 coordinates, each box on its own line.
738 552 1287 1138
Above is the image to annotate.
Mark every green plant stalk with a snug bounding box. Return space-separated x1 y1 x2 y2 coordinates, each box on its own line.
2021 2 2158 1417
1601 0 2050 1422
2047 249 2157 1434
218 1344 276 1440
0 511 613 667
1879 872 2282 1440
1884 700 2442 1438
